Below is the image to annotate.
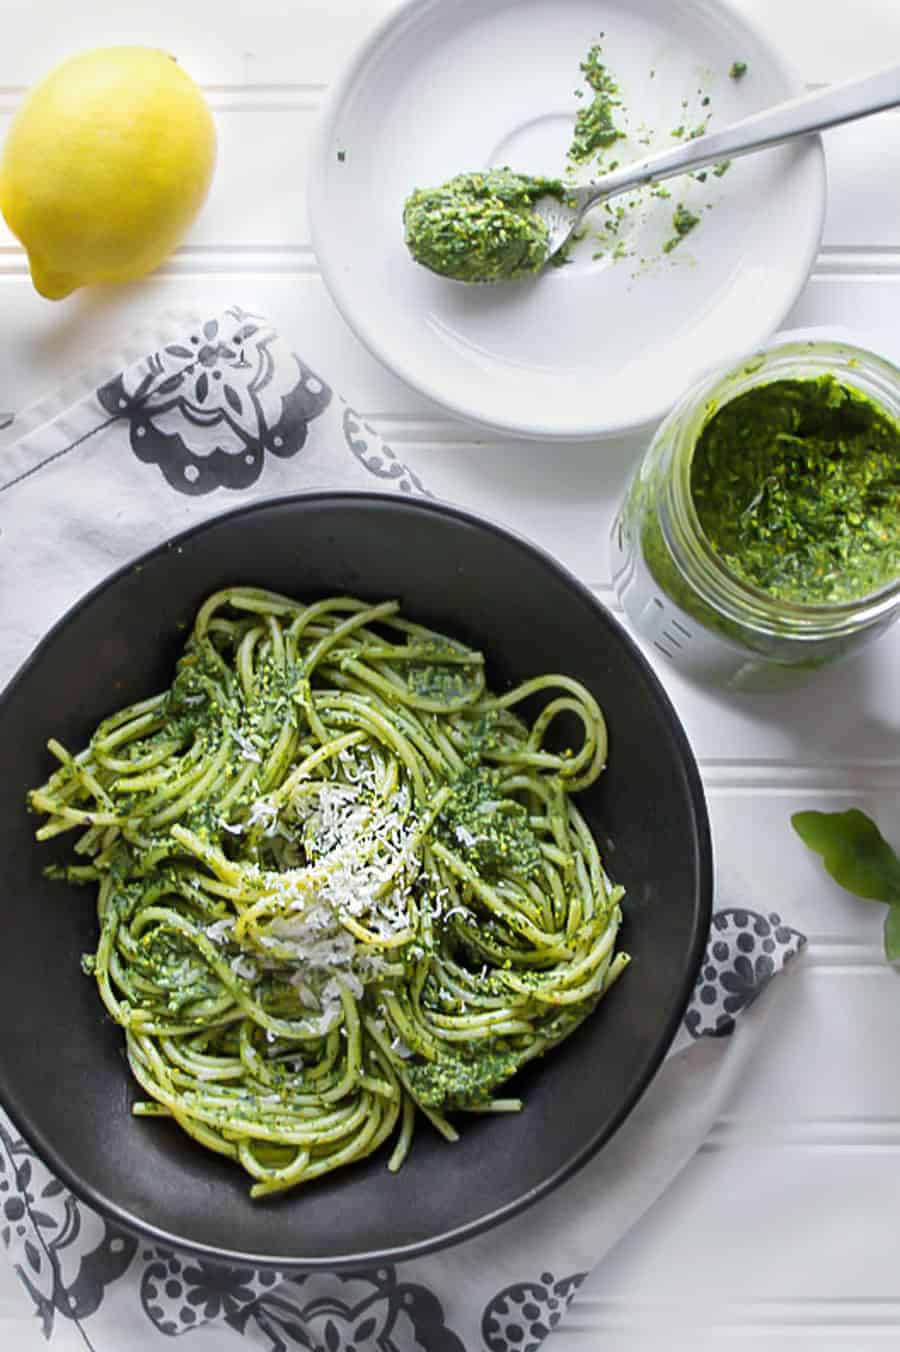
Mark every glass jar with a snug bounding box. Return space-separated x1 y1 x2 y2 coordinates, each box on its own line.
611 337 900 692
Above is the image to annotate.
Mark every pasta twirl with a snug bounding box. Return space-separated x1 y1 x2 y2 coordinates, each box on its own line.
29 589 627 1197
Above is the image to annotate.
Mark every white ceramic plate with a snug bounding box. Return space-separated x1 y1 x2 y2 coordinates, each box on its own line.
309 0 826 440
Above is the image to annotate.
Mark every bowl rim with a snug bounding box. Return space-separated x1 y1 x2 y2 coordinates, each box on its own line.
307 0 827 441
0 490 713 1267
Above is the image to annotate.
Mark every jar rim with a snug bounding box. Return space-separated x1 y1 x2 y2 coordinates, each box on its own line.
660 338 900 641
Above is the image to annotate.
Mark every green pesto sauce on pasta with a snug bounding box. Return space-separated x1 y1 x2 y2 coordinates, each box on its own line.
29 589 626 1198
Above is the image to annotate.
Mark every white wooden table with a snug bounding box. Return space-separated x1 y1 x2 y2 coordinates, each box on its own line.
1 2 899 1348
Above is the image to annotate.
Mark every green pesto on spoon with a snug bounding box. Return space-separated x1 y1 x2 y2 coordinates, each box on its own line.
403 63 900 284
402 169 566 285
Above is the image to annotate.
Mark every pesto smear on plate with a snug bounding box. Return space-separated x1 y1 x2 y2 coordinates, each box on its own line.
569 43 626 163
691 376 900 604
402 169 564 284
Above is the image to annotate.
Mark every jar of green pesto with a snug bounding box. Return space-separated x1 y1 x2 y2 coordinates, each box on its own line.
611 337 900 691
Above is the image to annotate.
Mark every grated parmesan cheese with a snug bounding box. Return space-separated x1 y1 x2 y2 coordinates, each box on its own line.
228 728 262 763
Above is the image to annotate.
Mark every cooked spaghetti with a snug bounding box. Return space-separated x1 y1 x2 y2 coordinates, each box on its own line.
29 588 627 1197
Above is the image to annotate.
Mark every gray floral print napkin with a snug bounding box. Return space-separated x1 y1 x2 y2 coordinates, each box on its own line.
0 308 807 1351
0 305 424 686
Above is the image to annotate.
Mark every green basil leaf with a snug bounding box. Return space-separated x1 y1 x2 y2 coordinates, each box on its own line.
791 809 900 905
884 907 900 963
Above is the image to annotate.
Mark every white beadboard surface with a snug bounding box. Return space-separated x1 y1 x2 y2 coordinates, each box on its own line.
1 2 899 1348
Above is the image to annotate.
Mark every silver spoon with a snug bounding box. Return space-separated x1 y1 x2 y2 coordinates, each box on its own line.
535 63 900 262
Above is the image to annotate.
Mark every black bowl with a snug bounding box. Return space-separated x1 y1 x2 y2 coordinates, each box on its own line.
0 493 711 1267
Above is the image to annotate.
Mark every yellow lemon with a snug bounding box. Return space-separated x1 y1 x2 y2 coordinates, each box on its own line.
0 46 216 299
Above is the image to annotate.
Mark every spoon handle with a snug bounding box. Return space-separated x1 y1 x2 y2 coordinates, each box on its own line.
576 63 900 209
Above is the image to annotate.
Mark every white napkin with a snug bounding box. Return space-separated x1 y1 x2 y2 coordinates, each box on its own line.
0 306 425 684
0 307 807 1351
